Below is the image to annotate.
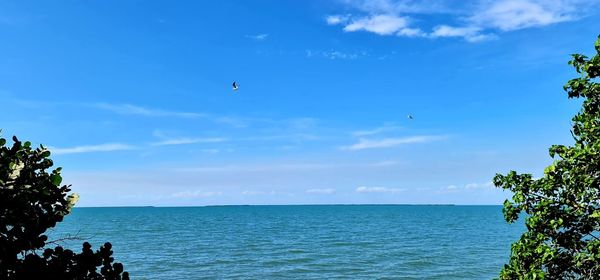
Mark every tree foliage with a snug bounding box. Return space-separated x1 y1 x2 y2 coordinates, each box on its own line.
495 35 600 279
0 134 129 279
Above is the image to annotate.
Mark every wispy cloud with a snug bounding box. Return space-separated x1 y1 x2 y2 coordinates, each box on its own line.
241 190 293 196
341 135 445 151
327 13 425 37
246 33 269 40
175 160 400 173
241 190 270 196
356 186 405 193
51 143 135 155
94 103 206 118
177 163 337 173
94 102 248 127
429 25 496 42
151 137 228 146
326 15 350 25
470 0 576 31
343 14 415 35
241 133 320 142
171 190 223 198
352 124 402 136
438 181 495 193
464 181 494 189
306 188 336 194
327 0 598 42
305 49 367 60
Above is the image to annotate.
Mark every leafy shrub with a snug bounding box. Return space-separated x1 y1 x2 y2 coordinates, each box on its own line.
495 35 600 279
0 134 129 279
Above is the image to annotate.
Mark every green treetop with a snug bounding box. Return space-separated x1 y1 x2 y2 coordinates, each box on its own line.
495 35 600 279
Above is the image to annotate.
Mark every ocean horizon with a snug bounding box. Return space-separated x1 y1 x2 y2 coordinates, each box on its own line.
49 205 523 279
75 203 476 208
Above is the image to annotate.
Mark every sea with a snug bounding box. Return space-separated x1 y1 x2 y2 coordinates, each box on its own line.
48 205 524 279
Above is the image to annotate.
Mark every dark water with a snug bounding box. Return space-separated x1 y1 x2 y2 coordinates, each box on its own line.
48 205 523 279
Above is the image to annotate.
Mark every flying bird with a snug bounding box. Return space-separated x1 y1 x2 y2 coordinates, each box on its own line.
407 114 413 120
232 81 239 91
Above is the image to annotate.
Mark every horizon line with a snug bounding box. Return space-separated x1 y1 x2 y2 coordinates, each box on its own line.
73 203 505 208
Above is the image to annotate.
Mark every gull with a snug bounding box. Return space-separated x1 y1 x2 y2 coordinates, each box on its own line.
232 81 239 91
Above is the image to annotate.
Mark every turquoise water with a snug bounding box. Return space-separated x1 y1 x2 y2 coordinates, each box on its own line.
48 205 523 279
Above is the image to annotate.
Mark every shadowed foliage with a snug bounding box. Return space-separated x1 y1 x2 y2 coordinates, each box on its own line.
495 35 600 279
0 134 129 279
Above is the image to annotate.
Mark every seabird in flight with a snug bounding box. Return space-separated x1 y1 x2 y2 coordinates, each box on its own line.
232 81 239 91
407 114 413 120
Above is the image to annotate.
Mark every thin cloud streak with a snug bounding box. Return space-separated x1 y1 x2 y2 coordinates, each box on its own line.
175 160 402 173
50 143 135 155
306 188 336 194
94 102 249 127
151 137 228 146
171 190 223 198
356 186 405 193
246 33 269 40
341 135 445 151
352 124 402 136
94 103 206 118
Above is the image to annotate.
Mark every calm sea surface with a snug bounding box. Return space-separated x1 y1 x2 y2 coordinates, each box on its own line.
48 205 524 279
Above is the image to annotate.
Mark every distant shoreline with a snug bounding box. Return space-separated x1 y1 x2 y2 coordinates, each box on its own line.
73 204 504 208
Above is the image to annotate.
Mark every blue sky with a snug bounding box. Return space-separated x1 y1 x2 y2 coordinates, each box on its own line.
1 0 599 206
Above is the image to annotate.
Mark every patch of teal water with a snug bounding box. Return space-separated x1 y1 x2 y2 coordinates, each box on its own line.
48 205 523 279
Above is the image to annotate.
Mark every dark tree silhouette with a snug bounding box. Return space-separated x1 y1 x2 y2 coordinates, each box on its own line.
0 134 129 279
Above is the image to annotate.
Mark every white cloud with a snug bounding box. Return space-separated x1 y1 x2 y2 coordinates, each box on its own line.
429 25 496 42
95 103 205 118
341 0 452 14
356 186 405 193
465 181 495 189
397 27 425 37
306 188 336 194
242 190 268 196
326 15 350 25
438 181 496 193
328 0 598 42
305 49 367 60
177 163 336 173
176 160 400 173
171 190 222 198
246 33 269 40
151 137 227 146
50 143 135 155
471 0 573 31
241 190 288 196
242 133 319 142
325 50 359 60
352 124 402 136
343 14 410 35
341 135 445 151
95 103 248 127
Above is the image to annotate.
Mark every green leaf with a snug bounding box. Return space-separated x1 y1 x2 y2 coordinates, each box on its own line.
50 174 62 186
